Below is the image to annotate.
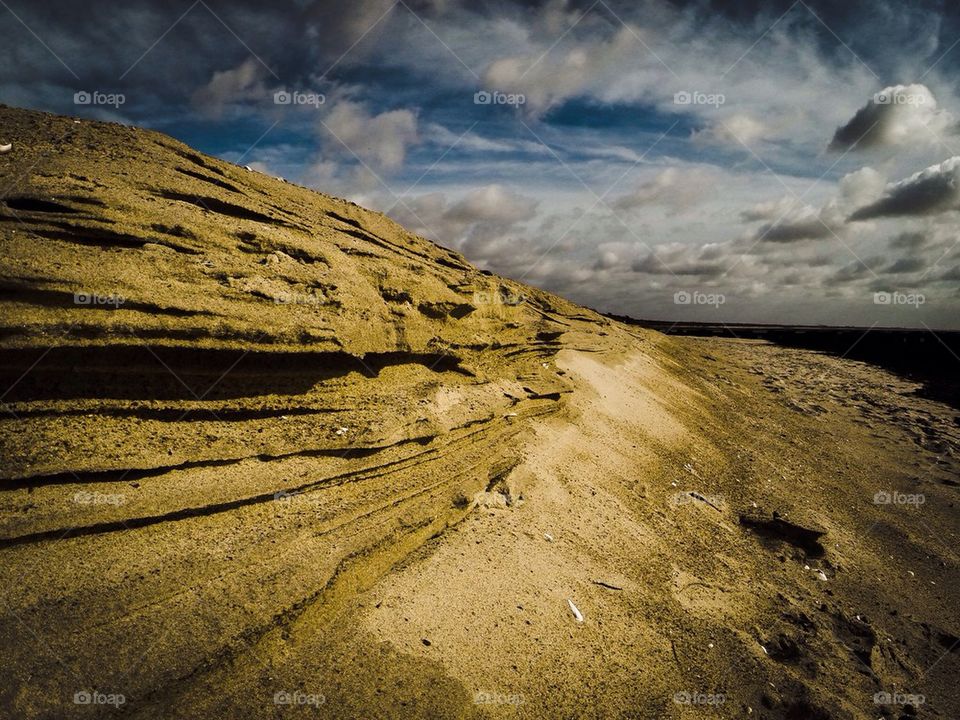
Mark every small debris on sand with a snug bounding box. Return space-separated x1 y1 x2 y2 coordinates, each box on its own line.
591 579 622 591
567 599 583 622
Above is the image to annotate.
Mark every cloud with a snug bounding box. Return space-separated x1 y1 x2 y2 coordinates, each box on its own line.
320 101 419 172
481 25 639 114
421 123 546 155
385 184 539 261
741 167 884 242
828 257 883 283
692 114 768 147
838 166 886 206
849 156 960 220
889 231 929 249
444 184 539 225
191 59 267 118
885 257 926 274
740 196 798 223
828 84 955 151
630 242 728 277
753 204 837 243
746 191 856 243
593 250 621 271
612 168 717 213
304 0 399 57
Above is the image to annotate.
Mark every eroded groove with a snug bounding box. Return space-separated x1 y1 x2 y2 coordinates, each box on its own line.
0 408 551 546
4 404 347 421
0 283 213 317
174 167 243 194
326 210 459 267
0 346 467 401
158 190 291 227
2 197 80 214
2 435 436 488
23 222 198 254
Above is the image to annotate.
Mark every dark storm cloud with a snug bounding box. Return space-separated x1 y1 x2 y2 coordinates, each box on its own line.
630 253 724 277
885 257 926 274
889 231 930 249
0 0 444 113
849 157 960 220
829 94 896 152
826 257 883 284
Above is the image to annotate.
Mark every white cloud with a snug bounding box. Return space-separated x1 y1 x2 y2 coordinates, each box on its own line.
829 84 956 151
191 59 266 118
385 184 539 262
320 101 419 172
445 184 539 225
692 114 768 147
612 167 717 213
481 26 640 114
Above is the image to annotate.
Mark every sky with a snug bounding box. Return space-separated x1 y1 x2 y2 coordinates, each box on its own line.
2 0 960 329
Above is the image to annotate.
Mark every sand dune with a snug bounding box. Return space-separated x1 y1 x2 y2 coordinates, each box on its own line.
0 107 957 719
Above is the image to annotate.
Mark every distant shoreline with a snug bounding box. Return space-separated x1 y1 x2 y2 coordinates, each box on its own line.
607 314 960 411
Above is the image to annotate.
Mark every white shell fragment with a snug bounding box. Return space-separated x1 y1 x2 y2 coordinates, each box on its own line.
543 533 554 542
567 598 583 622
0 143 11 154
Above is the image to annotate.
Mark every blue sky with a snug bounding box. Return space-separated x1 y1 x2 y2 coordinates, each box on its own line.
2 0 960 328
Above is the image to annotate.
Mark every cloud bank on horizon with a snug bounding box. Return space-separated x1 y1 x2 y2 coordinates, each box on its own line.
2 0 959 328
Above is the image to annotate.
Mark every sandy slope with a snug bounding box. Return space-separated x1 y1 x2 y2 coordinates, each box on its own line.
296 337 959 720
0 108 958 719
15 333 950 720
